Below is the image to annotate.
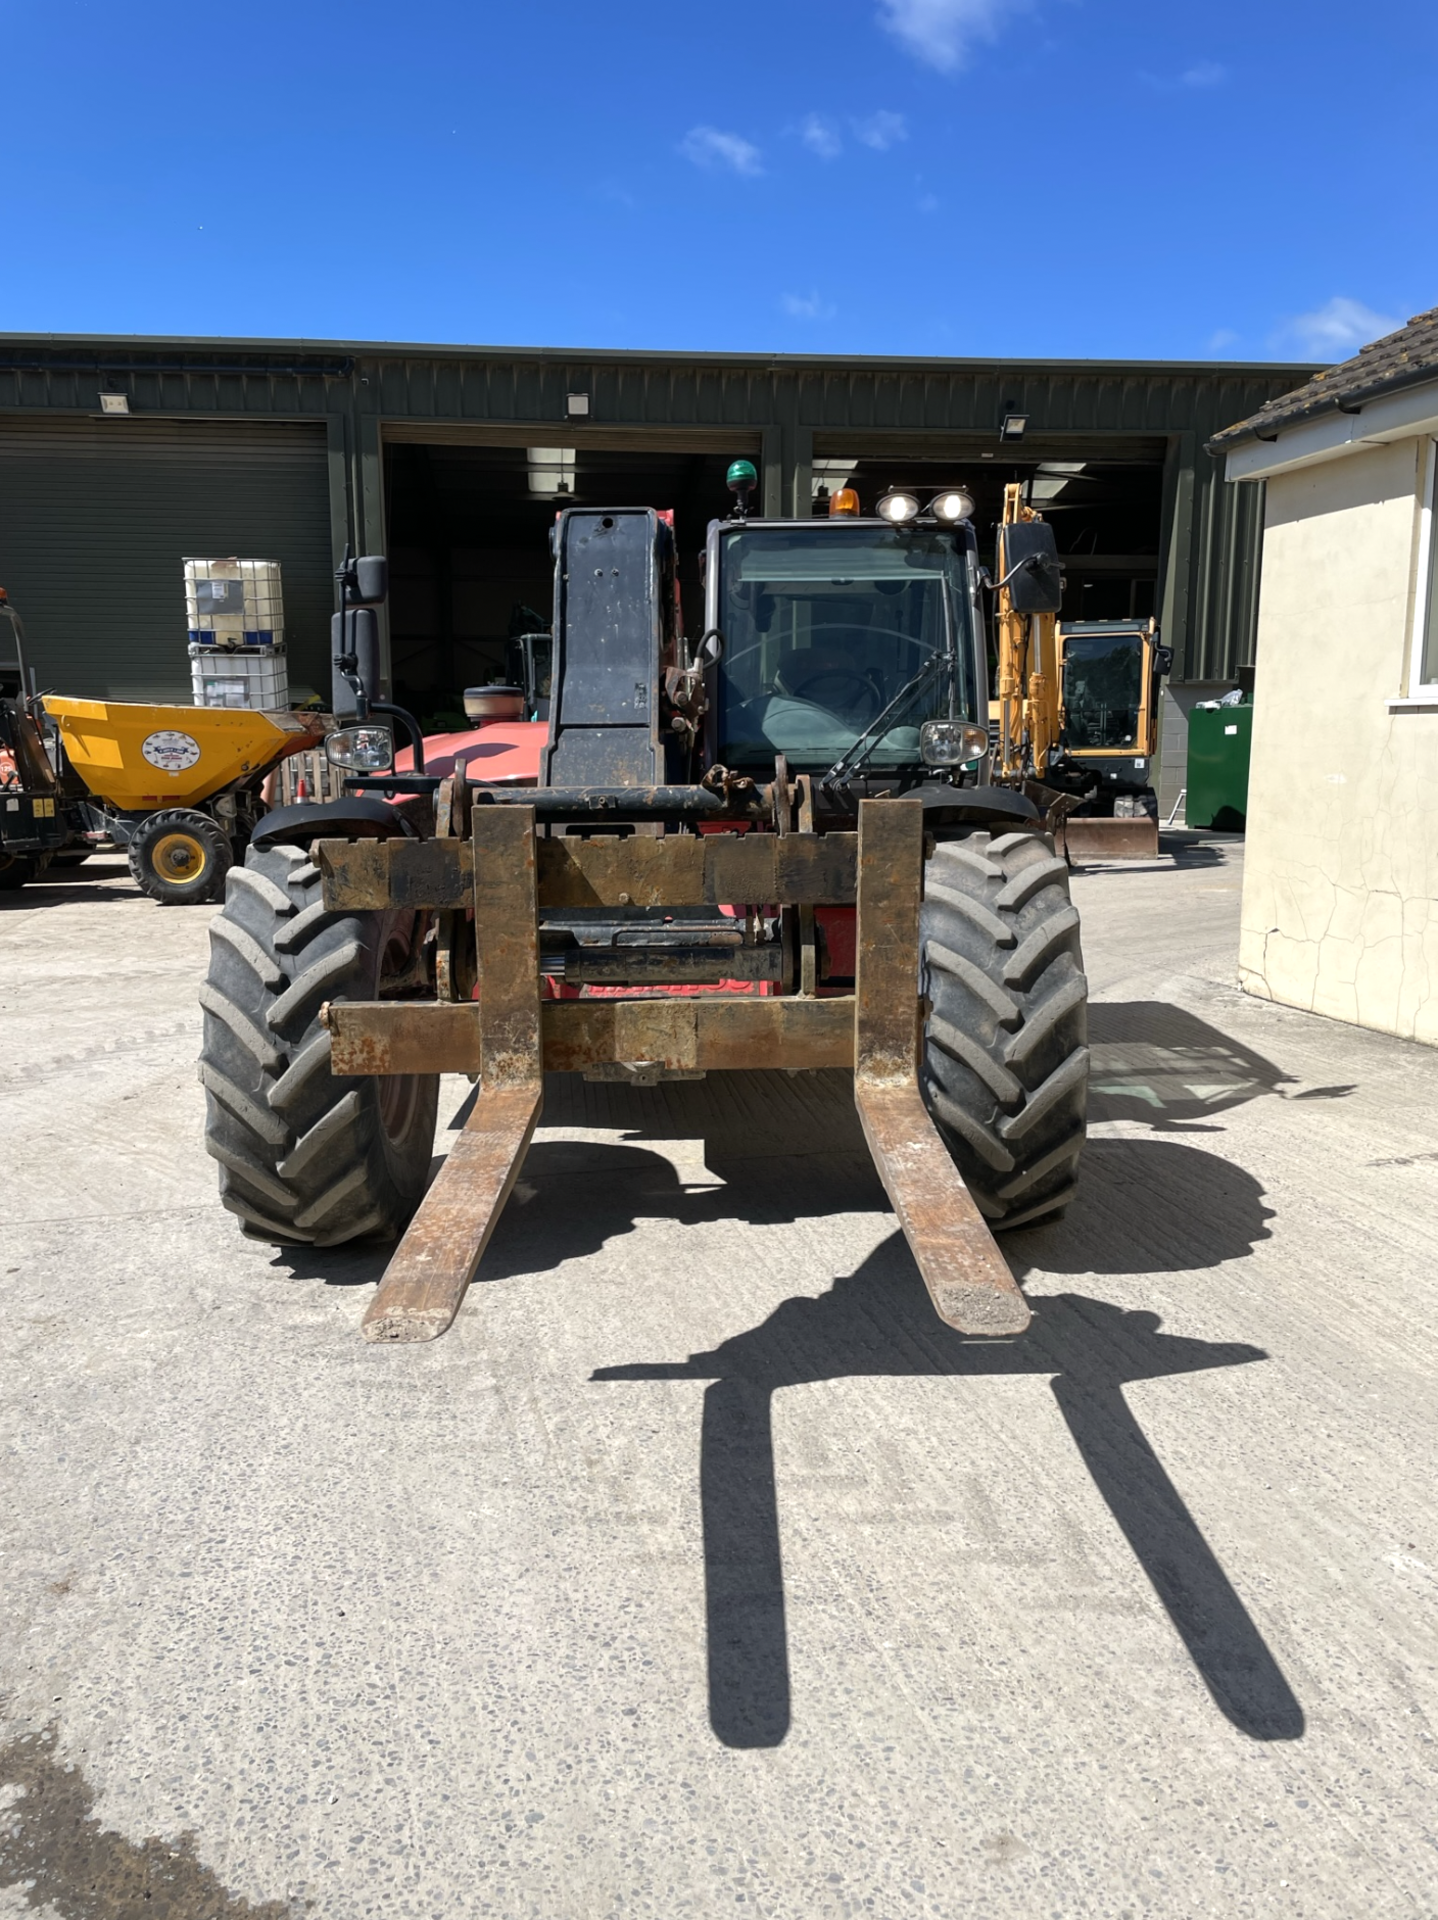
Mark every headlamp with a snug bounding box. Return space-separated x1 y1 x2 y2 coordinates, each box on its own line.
325 724 395 772
920 719 989 767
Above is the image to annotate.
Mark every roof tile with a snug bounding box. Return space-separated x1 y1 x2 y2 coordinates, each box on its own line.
1209 306 1438 452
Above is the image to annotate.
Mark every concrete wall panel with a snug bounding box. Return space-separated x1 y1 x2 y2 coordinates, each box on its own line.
1239 438 1438 1043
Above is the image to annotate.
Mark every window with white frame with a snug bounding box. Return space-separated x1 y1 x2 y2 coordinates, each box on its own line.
1415 436 1438 694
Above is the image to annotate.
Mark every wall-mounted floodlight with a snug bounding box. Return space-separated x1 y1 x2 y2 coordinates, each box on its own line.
1000 411 1028 441
99 393 130 416
566 392 590 418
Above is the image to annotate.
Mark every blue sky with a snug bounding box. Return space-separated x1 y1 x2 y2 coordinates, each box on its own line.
4 0 1434 363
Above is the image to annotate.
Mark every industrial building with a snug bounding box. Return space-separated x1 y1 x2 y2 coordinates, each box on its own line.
0 335 1314 816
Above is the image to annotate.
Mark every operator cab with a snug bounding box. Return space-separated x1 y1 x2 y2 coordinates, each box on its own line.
702 465 992 792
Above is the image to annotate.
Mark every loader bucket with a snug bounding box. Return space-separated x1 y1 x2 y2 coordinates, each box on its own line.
315 797 1032 1345
1057 813 1160 862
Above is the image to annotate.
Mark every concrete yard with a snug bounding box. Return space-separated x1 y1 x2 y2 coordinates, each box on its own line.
2 834 1436 1919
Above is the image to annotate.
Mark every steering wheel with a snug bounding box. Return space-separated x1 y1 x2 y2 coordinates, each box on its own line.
777 656 881 715
801 621 931 662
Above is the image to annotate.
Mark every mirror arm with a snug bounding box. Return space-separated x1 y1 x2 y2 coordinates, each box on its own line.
367 701 426 775
332 661 370 721
989 553 1053 594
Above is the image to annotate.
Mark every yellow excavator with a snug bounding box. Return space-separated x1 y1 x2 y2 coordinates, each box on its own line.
992 483 1170 858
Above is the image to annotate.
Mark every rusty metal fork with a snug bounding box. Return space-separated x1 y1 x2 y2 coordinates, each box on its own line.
361 805 543 1342
852 799 1031 1337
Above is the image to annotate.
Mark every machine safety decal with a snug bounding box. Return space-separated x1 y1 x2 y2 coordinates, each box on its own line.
141 730 202 773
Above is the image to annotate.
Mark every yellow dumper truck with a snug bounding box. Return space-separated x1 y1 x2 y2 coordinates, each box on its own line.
45 697 323 903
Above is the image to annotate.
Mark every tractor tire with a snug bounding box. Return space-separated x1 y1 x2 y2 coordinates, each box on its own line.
199 842 438 1247
920 828 1089 1231
129 808 231 905
0 850 49 891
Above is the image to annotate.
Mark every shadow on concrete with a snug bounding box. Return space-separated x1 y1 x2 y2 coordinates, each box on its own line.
595 1251 1303 1752
1067 833 1232 875
265 1134 886 1292
0 858 137 910
278 1065 1278 1294
1088 1001 1354 1129
268 1053 1296 1750
1005 1135 1273 1276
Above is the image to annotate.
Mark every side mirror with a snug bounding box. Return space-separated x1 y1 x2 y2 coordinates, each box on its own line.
353 555 389 605
998 521 1064 615
336 552 389 607
1154 645 1173 675
331 606 382 719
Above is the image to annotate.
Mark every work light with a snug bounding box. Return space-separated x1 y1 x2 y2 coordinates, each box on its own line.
876 489 921 523
929 489 975 524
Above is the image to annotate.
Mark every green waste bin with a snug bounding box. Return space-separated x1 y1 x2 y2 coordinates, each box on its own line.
1186 702 1252 831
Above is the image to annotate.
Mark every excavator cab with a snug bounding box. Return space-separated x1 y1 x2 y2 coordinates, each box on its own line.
1056 618 1171 827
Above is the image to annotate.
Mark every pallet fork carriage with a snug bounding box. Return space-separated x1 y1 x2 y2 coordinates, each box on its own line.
316 796 1032 1344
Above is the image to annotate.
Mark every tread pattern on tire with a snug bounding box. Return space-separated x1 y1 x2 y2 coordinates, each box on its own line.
921 830 1088 1230
127 808 232 905
199 843 438 1246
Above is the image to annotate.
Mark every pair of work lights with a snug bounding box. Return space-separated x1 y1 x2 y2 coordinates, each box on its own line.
873 487 975 526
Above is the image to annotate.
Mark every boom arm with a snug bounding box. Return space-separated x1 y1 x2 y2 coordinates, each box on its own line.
993 483 1062 784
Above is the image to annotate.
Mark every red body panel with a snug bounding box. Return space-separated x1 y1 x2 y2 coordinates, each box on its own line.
397 720 547 785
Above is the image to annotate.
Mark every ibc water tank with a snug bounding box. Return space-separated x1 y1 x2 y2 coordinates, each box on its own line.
184 557 285 649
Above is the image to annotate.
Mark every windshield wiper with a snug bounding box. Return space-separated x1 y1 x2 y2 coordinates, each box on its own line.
823 582 964 792
821 649 944 792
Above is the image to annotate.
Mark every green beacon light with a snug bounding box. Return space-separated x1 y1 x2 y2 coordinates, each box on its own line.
726 458 758 517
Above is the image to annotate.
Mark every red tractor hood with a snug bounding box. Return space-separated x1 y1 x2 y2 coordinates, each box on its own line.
397 719 547 786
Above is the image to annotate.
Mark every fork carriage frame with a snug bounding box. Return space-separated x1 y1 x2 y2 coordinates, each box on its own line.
316 795 1031 1344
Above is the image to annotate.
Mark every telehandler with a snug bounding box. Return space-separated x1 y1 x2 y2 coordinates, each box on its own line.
200 468 1089 1341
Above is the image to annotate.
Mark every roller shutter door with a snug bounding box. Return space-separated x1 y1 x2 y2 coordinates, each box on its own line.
0 416 332 702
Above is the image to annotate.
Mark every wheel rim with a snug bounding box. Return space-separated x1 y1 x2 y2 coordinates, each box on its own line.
376 1070 421 1142
151 830 208 883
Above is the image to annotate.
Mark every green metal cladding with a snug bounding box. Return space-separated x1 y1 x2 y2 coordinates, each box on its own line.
0 335 1313 686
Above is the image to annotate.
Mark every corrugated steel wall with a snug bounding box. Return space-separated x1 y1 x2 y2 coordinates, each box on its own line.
0 414 333 701
0 340 1308 689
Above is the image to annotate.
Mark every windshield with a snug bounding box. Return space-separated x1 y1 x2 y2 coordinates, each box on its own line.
1062 633 1145 749
715 526 980 772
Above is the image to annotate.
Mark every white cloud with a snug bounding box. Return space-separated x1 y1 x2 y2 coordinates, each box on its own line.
1280 296 1403 359
782 291 837 322
801 114 843 160
1207 328 1240 352
680 126 763 176
852 109 908 150
1141 59 1229 92
876 0 1014 73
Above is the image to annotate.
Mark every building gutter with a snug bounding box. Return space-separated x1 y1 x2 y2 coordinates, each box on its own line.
1210 358 1438 461
1219 376 1438 483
